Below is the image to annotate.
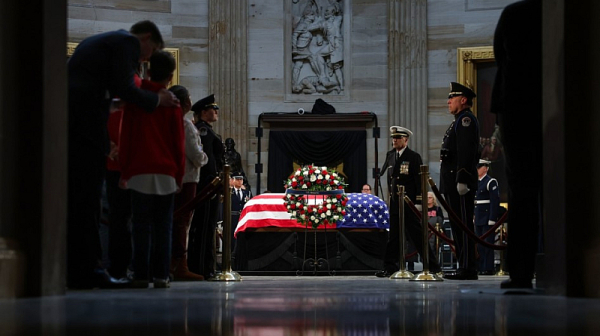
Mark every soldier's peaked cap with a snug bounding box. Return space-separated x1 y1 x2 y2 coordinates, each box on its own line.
192 94 219 112
448 82 477 99
389 126 413 138
477 159 491 166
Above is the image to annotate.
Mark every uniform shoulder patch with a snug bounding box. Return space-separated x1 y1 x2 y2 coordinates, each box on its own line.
199 127 208 136
461 116 471 127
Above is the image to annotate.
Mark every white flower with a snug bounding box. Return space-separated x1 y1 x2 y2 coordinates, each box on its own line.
287 205 291 209
302 184 308 189
292 177 297 182
333 215 339 220
303 170 308 176
313 207 318 213
315 218 320 223
295 170 301 176
326 186 332 191
325 174 330 180
326 198 332 203
326 210 331 216
286 194 291 199
326 204 331 209
321 166 327 171
332 172 338 177
291 211 296 216
296 202 301 207
310 215 316 221
301 214 306 219
310 175 316 182
321 213 326 218
331 198 338 203
317 174 323 180
334 179 339 184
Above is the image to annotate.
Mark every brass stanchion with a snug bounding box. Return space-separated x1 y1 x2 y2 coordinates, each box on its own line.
496 223 508 276
209 165 242 281
411 165 443 281
390 185 414 279
435 222 441 265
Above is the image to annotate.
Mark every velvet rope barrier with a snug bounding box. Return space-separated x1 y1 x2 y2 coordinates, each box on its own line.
426 178 506 250
173 176 223 219
403 197 455 246
404 231 436 259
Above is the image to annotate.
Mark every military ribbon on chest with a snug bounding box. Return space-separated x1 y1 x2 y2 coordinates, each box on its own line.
400 161 410 175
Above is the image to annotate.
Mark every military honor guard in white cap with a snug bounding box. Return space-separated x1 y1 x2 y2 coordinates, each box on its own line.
475 159 500 275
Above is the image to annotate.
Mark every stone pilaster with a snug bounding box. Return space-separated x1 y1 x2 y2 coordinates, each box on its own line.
209 0 249 166
388 0 428 161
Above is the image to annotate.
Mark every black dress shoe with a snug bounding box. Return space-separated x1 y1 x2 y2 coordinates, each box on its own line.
375 270 392 278
443 269 478 280
500 278 532 289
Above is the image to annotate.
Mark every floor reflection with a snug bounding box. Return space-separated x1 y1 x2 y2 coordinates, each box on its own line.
1 276 600 336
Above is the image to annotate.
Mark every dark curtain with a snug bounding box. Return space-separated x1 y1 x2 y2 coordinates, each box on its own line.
267 130 367 193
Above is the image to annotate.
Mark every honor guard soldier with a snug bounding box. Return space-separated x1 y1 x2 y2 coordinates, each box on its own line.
188 94 225 279
475 159 500 275
376 126 441 277
230 172 251 253
440 82 480 280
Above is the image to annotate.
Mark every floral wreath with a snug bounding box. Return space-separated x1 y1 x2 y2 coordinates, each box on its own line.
283 165 348 229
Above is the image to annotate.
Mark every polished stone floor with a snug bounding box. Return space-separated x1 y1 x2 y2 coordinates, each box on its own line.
2 275 600 336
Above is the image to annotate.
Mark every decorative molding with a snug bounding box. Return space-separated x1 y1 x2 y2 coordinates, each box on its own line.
457 46 495 114
66 42 180 85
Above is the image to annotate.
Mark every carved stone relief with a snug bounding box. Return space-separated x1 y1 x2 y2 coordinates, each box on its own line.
291 0 345 96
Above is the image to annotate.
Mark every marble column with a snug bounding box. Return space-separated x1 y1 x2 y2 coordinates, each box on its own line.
387 0 428 161
208 0 249 169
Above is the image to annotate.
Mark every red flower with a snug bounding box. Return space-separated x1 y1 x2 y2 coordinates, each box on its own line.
323 220 329 225
316 179 322 184
329 180 334 185
290 204 296 209
338 185 344 189
336 194 342 199
307 182 311 187
342 210 346 216
292 181 298 187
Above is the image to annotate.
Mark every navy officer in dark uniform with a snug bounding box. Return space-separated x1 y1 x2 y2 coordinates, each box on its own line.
376 126 441 277
475 159 500 275
188 94 225 278
440 82 480 280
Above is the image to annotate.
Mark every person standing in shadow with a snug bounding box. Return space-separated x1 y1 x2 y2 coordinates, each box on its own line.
491 0 542 289
67 20 179 289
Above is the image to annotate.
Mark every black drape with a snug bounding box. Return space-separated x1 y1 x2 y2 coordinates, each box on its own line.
267 130 366 193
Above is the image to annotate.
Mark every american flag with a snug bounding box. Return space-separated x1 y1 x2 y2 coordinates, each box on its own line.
338 193 389 229
235 193 389 237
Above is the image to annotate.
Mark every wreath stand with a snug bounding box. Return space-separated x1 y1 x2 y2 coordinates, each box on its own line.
286 189 344 276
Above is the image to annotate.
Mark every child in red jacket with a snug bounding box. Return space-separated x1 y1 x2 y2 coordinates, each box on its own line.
119 50 185 288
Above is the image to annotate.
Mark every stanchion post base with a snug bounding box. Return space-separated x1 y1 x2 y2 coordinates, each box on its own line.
390 270 414 279
208 270 242 282
410 271 444 282
495 270 508 276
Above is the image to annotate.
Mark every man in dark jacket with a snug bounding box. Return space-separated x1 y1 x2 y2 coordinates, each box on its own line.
475 159 500 275
491 0 542 289
376 126 441 277
440 82 480 280
67 20 179 289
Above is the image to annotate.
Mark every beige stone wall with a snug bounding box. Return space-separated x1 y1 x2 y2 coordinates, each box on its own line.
66 0 513 195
